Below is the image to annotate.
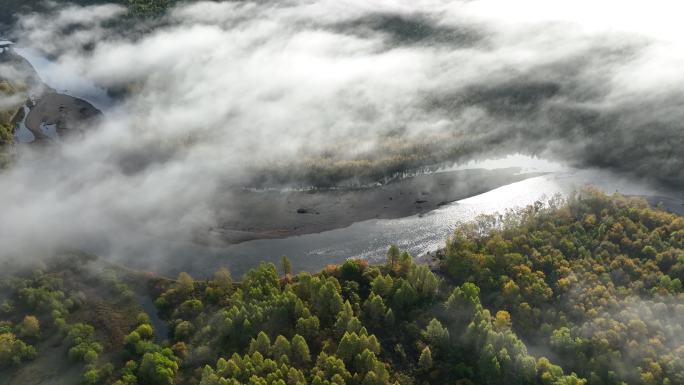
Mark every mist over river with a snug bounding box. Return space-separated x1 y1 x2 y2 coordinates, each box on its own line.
9 46 684 279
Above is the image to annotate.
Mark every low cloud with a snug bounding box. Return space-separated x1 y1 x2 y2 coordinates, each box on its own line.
1 0 683 265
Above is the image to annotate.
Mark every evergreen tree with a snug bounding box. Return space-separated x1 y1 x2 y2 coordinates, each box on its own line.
272 335 292 360
282 256 293 276
291 334 311 365
418 346 433 371
249 331 272 356
423 318 449 347
387 245 400 270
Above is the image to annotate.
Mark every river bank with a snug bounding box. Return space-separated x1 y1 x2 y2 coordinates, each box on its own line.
202 167 543 245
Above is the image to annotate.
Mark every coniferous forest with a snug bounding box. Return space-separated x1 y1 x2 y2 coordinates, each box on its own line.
2 190 682 385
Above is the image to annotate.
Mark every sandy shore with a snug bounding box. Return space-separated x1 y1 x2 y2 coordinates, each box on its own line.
201 167 543 245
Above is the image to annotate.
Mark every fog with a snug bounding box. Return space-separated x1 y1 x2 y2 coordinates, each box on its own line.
1 0 683 264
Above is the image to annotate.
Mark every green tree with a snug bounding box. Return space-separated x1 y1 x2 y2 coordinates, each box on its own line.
423 318 449 347
363 294 387 328
282 255 293 276
249 331 271 356
311 352 351 385
387 245 400 269
418 346 433 371
370 275 394 297
392 279 417 313
272 335 292 360
407 264 439 299
0 333 36 366
176 298 204 319
316 281 344 326
174 321 194 341
336 331 381 365
138 349 178 385
291 334 311 366
296 315 320 341
398 251 413 273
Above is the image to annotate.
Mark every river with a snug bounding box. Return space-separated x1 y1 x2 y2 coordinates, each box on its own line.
95 159 682 278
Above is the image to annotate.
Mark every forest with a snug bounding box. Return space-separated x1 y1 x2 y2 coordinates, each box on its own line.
0 0 179 26
1 189 682 385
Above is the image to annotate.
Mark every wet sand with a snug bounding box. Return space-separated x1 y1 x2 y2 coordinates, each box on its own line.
24 92 102 141
202 167 543 245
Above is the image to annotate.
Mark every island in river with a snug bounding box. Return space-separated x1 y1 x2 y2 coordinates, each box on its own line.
201 167 544 246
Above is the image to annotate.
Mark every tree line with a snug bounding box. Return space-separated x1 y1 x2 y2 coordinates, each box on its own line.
1 189 682 385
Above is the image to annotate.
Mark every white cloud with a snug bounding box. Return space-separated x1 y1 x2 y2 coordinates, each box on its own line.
2 0 683 265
